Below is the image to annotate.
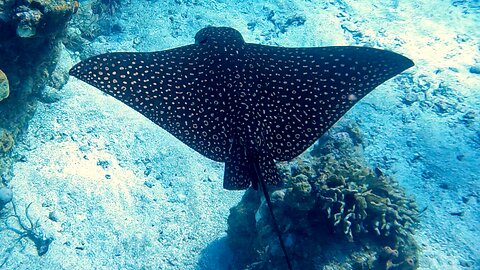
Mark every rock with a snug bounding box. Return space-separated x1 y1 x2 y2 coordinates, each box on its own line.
460 111 476 127
144 181 154 188
48 211 60 222
342 21 358 32
15 7 43 38
458 258 474 267
0 186 13 208
439 182 450 189
469 65 480 74
47 44 74 91
403 92 418 105
207 174 219 182
96 160 111 169
0 69 9 101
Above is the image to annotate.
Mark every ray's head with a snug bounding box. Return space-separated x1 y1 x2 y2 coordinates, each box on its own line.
194 26 245 47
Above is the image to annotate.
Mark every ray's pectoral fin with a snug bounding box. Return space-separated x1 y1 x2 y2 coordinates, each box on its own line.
223 140 280 190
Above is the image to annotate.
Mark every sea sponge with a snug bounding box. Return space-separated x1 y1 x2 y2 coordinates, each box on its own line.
0 69 9 101
227 123 419 269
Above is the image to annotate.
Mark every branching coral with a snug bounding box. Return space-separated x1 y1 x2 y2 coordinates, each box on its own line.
227 123 419 269
0 201 53 267
306 154 418 243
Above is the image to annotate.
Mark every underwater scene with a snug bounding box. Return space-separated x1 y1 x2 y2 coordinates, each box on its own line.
0 0 479 269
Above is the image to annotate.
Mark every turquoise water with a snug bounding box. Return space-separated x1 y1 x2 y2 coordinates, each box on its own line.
0 0 479 269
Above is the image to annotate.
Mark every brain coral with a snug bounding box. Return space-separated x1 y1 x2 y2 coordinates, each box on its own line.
227 123 419 270
0 69 9 101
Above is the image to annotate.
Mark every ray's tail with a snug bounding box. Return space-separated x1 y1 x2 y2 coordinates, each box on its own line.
254 162 293 270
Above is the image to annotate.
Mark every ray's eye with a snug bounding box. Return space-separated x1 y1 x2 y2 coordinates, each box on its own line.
198 38 208 45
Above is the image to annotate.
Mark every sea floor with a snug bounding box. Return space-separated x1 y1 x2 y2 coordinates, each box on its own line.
1 0 479 269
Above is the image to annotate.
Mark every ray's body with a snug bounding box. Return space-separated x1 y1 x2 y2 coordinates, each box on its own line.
70 26 414 269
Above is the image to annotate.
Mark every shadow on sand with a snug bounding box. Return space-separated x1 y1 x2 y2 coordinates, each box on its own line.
196 237 246 270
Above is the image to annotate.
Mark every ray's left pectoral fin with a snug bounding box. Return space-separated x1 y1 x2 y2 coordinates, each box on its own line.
68 46 198 104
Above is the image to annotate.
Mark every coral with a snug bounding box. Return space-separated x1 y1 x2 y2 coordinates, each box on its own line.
88 0 123 36
227 123 419 269
0 0 76 40
0 0 15 21
0 69 8 101
305 155 417 243
15 0 76 38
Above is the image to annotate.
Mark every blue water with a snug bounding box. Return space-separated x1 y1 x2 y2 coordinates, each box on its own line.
0 0 479 269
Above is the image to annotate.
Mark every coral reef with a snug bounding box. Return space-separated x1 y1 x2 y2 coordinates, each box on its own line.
0 8 75 263
10 0 77 38
227 123 419 270
0 69 8 101
0 0 75 178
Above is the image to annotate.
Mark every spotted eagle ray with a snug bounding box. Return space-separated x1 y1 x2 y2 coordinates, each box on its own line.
69 26 414 269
